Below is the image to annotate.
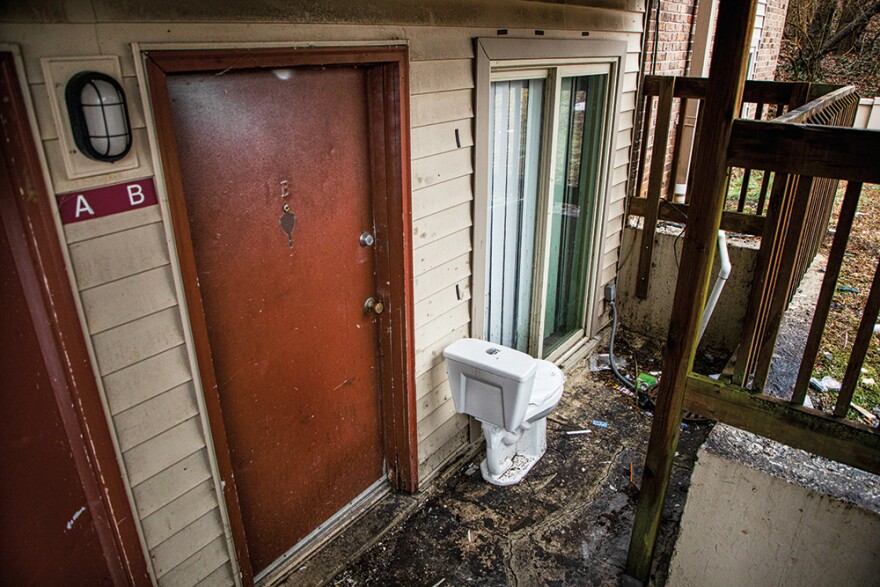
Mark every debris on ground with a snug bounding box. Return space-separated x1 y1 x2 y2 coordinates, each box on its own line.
329 331 713 587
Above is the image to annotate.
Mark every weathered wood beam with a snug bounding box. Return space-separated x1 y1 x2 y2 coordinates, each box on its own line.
684 374 880 475
728 120 880 184
636 76 675 299
624 0 758 583
642 76 831 105
627 197 766 235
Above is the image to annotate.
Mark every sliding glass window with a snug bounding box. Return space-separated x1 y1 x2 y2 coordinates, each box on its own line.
484 64 612 360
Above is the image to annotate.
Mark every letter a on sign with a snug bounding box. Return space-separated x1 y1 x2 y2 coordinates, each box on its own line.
74 194 95 219
57 178 158 225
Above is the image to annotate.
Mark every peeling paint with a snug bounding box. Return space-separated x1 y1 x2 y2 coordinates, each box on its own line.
65 506 86 531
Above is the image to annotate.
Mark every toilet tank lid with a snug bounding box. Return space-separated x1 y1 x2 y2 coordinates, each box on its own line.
443 338 537 382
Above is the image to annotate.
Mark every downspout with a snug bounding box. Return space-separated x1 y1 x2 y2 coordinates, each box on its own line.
698 230 731 341
673 0 719 201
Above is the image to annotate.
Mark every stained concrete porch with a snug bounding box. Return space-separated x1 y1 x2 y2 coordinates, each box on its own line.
279 337 714 587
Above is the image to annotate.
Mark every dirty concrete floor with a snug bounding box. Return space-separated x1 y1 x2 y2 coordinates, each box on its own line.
313 337 713 587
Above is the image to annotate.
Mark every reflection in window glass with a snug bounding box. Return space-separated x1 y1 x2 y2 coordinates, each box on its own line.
543 74 607 356
486 79 544 351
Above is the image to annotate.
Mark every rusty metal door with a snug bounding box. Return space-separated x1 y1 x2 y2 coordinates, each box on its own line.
166 66 385 573
0 159 115 587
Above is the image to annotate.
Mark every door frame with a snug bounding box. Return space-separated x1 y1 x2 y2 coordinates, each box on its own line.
0 50 151 586
143 46 418 583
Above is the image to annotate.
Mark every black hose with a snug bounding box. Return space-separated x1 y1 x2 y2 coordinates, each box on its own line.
609 300 635 390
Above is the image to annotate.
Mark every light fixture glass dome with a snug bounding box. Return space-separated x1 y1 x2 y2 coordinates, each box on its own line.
66 72 132 162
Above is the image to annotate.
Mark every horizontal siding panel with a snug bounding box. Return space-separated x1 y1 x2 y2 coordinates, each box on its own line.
408 27 476 61
412 147 473 190
410 59 473 95
415 276 470 327
416 324 469 376
411 119 474 160
601 263 619 285
80 264 177 334
625 52 640 73
195 561 234 587
69 221 169 290
417 396 458 443
604 228 623 253
132 450 213 519
92 306 185 375
414 252 471 302
607 195 626 219
417 379 453 423
156 536 229 587
411 89 473 128
413 227 472 277
612 162 628 187
614 145 630 167
416 360 450 401
618 109 635 131
418 420 468 482
124 416 206 487
152 508 225 578
412 174 472 220
115 381 199 453
620 91 636 113
103 344 192 415
142 479 218 550
418 412 468 464
64 204 164 245
623 71 639 93
415 301 470 350
413 201 472 248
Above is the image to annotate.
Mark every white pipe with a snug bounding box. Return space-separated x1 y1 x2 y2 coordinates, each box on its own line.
699 231 732 341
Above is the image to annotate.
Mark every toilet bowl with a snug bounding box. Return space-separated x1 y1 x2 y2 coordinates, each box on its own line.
443 338 565 486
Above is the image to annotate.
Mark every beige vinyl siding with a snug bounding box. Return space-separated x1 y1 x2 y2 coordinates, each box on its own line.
406 32 475 463
2 2 644 580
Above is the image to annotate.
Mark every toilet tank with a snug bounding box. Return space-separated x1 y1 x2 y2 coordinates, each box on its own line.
443 338 537 432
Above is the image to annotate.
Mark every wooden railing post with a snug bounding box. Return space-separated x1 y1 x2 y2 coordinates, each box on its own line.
623 0 758 583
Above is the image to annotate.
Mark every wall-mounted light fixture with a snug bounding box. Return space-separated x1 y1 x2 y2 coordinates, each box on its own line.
65 72 132 163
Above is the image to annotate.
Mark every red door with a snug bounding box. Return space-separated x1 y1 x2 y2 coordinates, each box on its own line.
165 65 385 573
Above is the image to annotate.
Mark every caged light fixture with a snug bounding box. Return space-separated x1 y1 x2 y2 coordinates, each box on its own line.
65 72 132 162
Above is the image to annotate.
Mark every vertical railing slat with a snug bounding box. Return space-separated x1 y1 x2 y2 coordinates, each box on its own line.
667 97 688 201
636 76 676 299
834 258 880 417
792 181 863 405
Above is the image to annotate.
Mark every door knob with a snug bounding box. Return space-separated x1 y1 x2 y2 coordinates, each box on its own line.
364 297 385 315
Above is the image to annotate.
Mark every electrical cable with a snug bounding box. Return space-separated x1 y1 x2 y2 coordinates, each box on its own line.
609 299 635 390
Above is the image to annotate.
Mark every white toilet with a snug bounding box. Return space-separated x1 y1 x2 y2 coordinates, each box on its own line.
443 338 565 486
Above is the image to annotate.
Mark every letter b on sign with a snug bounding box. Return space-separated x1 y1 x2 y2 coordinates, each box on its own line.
128 184 145 206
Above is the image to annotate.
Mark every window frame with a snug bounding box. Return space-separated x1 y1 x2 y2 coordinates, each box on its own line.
473 37 628 362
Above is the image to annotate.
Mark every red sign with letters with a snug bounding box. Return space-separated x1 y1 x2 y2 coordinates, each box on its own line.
57 178 158 224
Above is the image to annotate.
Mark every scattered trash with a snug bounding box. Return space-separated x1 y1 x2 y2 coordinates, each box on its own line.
824 352 833 361
629 461 633 484
852 403 877 421
873 407 880 418
467 530 472 543
609 485 617 492
649 371 661 376
875 324 880 335
464 463 479 476
803 394 814 409
837 285 860 294
820 376 841 391
592 420 609 428
863 377 876 386
709 373 721 380
862 367 869 374
599 460 612 465
809 377 828 393
636 372 657 391
616 385 636 398
590 353 627 372
680 422 689 431
566 429 592 436
431 579 447 587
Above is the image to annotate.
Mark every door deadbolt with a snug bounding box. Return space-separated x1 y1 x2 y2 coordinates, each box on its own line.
360 231 375 247
364 297 384 315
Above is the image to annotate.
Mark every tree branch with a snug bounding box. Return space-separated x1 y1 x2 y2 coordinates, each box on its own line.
822 0 880 54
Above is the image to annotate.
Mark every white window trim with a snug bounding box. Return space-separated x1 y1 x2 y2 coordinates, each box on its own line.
473 37 628 361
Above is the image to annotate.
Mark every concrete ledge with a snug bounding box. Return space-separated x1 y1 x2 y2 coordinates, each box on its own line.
668 424 880 587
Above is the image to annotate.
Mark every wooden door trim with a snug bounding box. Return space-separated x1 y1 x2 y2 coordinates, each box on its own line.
145 46 417 583
0 52 151 586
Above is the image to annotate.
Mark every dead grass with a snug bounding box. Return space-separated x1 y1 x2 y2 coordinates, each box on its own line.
809 182 880 423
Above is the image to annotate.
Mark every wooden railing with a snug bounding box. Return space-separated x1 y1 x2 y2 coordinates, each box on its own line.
629 75 852 299
624 2 880 583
